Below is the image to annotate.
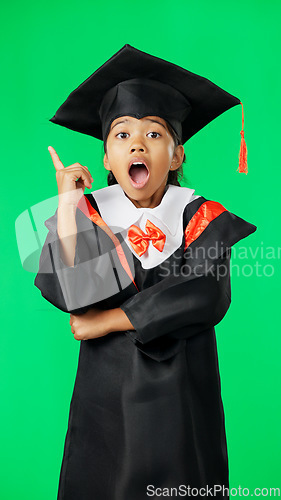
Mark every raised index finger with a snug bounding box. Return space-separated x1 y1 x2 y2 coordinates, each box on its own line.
48 146 64 171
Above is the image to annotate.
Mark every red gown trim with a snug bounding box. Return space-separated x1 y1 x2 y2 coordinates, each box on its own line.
77 195 139 292
184 200 227 251
77 195 226 288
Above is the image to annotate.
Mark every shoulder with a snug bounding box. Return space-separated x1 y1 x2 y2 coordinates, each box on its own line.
170 183 207 222
182 193 257 253
84 185 112 205
82 185 119 216
183 196 228 223
166 184 201 210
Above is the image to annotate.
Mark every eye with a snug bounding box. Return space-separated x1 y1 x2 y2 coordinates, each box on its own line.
115 131 161 139
116 132 129 139
147 131 161 138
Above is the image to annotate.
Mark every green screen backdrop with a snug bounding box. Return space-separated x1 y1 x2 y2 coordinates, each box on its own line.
1 0 280 498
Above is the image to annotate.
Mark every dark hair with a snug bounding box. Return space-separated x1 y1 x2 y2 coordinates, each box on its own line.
103 119 187 187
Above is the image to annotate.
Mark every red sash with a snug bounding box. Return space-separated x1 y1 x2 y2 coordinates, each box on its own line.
184 200 227 250
77 196 139 292
77 195 227 289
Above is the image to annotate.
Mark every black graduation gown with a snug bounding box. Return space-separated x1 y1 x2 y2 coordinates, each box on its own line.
34 192 257 500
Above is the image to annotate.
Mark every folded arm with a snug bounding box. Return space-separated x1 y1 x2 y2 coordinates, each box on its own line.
120 249 231 344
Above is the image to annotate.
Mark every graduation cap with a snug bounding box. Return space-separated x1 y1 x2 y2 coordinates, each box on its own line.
49 44 248 174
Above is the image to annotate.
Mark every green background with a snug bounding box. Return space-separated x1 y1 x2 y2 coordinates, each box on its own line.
1 0 280 498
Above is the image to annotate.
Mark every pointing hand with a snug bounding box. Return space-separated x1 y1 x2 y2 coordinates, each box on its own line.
48 146 94 207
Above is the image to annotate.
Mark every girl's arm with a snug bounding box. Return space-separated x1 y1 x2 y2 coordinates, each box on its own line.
34 205 138 314
57 204 78 267
118 210 257 347
119 249 231 344
35 147 137 313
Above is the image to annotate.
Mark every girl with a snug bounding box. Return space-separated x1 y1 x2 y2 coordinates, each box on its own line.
34 44 257 499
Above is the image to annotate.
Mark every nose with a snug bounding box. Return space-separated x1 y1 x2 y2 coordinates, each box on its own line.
130 145 145 152
129 134 147 153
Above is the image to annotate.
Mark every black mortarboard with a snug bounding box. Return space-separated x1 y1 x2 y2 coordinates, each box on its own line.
49 44 248 173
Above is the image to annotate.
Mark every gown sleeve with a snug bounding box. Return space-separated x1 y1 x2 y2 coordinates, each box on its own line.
120 207 257 350
34 203 139 314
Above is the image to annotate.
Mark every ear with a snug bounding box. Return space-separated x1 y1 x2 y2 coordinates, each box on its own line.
171 145 185 170
103 153 111 171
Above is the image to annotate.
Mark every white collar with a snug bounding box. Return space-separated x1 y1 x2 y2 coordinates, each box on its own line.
91 183 196 236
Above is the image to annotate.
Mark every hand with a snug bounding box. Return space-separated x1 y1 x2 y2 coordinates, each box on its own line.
69 308 111 341
48 146 94 207
69 307 135 341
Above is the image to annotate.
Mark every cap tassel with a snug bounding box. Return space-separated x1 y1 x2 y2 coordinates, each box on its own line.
237 101 248 174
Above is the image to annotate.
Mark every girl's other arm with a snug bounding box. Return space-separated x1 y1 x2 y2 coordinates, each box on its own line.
119 211 257 345
34 146 94 312
57 204 77 268
48 145 93 267
69 307 134 341
119 250 231 344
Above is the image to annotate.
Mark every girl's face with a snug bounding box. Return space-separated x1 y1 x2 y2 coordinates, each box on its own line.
103 115 184 208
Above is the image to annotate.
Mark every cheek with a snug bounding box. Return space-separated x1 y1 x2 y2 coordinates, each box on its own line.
107 139 125 158
155 145 174 165
167 141 175 157
104 147 117 165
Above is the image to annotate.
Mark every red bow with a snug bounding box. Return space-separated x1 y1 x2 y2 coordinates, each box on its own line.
127 219 166 257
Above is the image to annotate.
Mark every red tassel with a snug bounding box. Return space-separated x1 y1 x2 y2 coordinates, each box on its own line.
237 101 248 174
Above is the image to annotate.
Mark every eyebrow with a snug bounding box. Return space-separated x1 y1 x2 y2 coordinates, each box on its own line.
111 118 167 131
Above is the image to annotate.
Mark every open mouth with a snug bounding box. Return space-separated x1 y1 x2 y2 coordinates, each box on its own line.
128 162 150 188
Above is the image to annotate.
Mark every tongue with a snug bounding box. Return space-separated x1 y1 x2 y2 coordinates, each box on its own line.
130 165 148 184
